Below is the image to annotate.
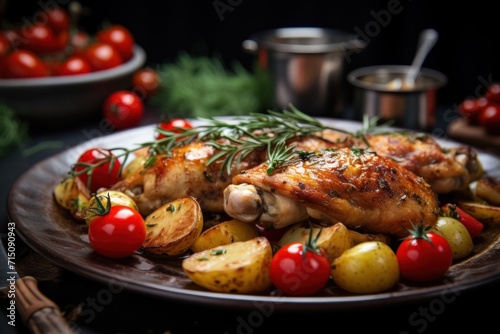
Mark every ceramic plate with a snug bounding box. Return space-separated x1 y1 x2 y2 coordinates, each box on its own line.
7 118 500 311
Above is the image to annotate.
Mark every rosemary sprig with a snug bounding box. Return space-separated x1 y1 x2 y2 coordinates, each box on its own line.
68 105 387 183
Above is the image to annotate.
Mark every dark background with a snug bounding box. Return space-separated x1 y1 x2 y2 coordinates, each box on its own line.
2 0 499 109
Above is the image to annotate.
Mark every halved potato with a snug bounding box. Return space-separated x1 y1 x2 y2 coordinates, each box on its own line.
190 219 260 253
458 201 500 224
53 176 90 221
142 196 203 256
182 236 273 294
277 222 353 262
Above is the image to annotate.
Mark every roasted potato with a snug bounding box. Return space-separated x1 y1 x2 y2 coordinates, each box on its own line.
53 176 90 221
182 237 273 294
331 241 399 294
190 219 259 253
142 197 203 256
277 222 353 262
84 190 139 226
458 201 500 224
121 155 148 179
476 176 500 205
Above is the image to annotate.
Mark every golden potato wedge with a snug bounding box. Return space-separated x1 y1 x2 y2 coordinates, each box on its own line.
458 201 500 224
277 222 353 262
190 219 260 253
182 237 273 294
476 176 500 205
53 176 90 221
142 197 203 256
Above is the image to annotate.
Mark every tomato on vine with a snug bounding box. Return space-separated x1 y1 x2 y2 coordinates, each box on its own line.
87 193 146 258
396 222 453 282
269 228 330 296
74 148 122 193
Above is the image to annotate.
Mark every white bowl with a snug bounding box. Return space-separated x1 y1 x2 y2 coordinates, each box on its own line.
0 45 146 127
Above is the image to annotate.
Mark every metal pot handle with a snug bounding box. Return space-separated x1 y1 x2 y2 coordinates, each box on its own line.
242 39 258 53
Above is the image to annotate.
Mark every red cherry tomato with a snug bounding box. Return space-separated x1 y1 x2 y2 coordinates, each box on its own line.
479 103 500 135
396 223 453 282
85 42 123 71
74 148 122 192
485 83 500 104
19 23 60 54
156 118 193 139
88 204 146 258
270 241 331 296
4 49 50 78
459 97 486 125
132 67 161 99
103 91 145 130
57 55 92 76
0 34 10 78
71 30 91 51
441 203 483 239
97 25 135 61
44 7 70 33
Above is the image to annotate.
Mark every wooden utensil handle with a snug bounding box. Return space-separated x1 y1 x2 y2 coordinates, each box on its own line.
15 276 75 334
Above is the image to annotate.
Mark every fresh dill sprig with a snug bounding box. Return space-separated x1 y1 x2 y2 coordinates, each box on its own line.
68 105 387 182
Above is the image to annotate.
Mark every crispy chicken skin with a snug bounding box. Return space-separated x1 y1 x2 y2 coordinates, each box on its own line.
225 148 440 238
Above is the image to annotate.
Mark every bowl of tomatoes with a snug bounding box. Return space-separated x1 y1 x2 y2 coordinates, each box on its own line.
0 6 146 127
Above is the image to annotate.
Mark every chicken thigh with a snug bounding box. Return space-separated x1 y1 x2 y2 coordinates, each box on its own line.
224 147 440 238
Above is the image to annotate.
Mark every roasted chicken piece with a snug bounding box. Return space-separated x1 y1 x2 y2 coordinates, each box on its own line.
224 147 440 238
364 133 482 194
320 130 482 193
112 136 341 216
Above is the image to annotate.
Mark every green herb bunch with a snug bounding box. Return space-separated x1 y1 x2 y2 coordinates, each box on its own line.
150 53 273 119
0 103 28 157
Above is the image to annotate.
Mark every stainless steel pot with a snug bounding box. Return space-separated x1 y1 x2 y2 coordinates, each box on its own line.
243 27 366 116
348 65 447 131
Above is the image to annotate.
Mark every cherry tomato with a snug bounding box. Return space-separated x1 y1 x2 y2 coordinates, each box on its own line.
396 223 453 282
71 29 91 51
270 241 331 296
88 204 146 258
458 97 487 125
4 49 50 78
57 55 92 76
441 203 483 239
103 90 145 130
74 148 122 192
43 7 70 33
132 67 161 99
85 42 123 71
0 34 10 78
19 23 60 54
485 83 500 104
156 118 193 139
479 103 500 135
97 25 135 61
